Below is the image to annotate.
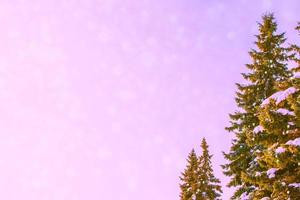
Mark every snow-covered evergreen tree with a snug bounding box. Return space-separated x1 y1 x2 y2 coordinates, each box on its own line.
250 22 300 199
223 13 291 199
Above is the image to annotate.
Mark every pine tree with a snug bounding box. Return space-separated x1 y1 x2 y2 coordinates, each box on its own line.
180 149 201 200
179 139 222 200
250 22 300 199
223 13 291 199
198 138 222 200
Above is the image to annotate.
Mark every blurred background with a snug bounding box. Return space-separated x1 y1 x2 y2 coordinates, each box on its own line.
0 0 299 199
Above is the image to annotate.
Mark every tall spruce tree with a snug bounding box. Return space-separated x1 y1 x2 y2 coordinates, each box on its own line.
180 149 201 200
223 13 291 199
249 22 300 199
198 138 222 200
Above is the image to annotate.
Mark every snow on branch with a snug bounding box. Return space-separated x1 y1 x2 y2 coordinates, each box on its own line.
275 146 285 154
261 87 298 106
239 192 250 200
275 108 295 116
253 125 264 134
267 168 277 179
285 137 300 146
289 183 300 188
293 72 300 79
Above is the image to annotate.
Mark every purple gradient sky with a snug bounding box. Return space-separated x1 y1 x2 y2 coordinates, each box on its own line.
0 0 300 199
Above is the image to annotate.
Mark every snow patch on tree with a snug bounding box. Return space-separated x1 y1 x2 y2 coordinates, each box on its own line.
236 119 242 125
239 192 250 200
261 87 298 106
267 168 277 178
275 146 285 154
288 122 295 126
255 171 261 176
253 125 264 134
275 108 295 116
191 194 196 200
285 137 300 146
237 107 247 113
293 71 300 78
289 183 300 188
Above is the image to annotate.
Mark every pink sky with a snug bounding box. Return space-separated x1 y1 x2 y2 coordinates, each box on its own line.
0 0 299 199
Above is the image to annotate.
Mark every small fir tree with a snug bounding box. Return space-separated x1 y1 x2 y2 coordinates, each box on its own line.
198 138 222 200
179 139 222 200
180 149 201 200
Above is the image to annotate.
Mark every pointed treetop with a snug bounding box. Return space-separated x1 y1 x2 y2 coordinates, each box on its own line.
200 138 209 154
188 148 197 159
259 13 276 32
201 137 208 147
